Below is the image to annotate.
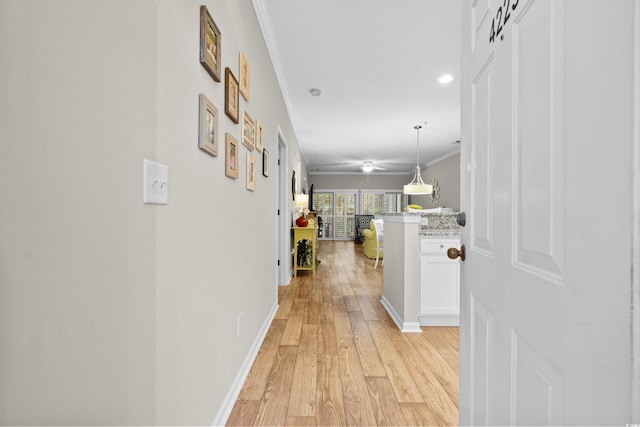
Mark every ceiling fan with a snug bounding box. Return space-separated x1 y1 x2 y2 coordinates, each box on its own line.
310 158 394 173
360 160 386 173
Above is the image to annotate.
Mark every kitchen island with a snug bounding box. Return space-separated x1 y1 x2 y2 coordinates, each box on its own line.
380 212 461 332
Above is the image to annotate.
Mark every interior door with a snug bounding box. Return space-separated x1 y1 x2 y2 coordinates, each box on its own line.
277 132 289 285
460 0 635 425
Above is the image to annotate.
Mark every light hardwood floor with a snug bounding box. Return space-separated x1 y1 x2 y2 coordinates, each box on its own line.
227 240 459 426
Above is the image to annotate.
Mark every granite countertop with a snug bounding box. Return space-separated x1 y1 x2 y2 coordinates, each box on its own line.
419 212 461 237
379 212 461 237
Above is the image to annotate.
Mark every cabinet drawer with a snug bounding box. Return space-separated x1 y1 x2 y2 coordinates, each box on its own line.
420 239 458 254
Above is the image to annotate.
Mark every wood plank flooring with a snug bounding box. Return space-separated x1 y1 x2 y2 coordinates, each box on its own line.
227 240 459 426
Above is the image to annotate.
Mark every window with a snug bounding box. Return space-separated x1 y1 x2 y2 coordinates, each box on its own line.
334 192 356 239
384 193 404 213
313 192 333 238
314 189 404 240
361 191 404 215
313 191 357 240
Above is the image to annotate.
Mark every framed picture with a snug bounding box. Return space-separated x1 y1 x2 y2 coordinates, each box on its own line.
225 68 239 123
246 152 256 191
242 110 255 151
239 52 250 101
255 119 264 152
262 149 269 177
198 94 218 156
199 5 221 82
225 133 239 179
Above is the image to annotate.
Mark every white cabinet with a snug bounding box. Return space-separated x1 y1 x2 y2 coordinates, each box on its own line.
419 237 460 326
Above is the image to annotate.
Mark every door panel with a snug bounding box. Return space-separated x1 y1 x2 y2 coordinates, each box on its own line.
511 331 564 426
471 56 495 256
461 0 635 425
512 0 565 283
469 293 491 426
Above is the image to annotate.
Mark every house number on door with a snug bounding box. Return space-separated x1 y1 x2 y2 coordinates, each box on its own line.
489 0 520 43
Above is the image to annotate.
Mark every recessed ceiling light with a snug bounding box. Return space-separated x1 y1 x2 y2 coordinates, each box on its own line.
438 74 453 84
309 88 321 96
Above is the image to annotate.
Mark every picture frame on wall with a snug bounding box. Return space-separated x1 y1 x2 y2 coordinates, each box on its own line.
246 152 256 191
255 119 264 152
199 5 221 82
242 110 255 151
224 68 240 123
239 52 250 101
262 149 269 177
225 133 239 179
198 94 218 157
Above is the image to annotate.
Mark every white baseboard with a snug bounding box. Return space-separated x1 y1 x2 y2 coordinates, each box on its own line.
380 296 421 333
211 301 278 426
419 314 460 326
633 0 640 421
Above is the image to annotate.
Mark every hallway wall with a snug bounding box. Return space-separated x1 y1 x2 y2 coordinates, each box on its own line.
0 0 305 424
153 0 305 424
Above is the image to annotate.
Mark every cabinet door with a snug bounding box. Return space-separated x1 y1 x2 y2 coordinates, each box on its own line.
419 256 459 315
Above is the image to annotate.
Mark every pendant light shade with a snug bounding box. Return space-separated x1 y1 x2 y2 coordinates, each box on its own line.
403 124 433 195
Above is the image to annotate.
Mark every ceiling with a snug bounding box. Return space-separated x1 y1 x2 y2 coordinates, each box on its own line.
253 0 462 175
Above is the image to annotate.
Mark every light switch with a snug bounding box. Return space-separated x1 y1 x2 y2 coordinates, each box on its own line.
143 159 168 205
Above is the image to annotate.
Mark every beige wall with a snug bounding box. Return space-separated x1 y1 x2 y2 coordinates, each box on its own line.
310 173 409 191
0 0 305 425
0 1 157 424
310 152 460 212
408 152 460 211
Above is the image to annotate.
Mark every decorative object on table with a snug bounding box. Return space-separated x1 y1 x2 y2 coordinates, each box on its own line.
242 110 255 150
246 152 256 191
262 149 269 177
255 119 264 152
225 133 239 179
295 193 309 220
295 215 309 227
224 67 240 123
198 94 218 157
296 239 313 267
239 52 250 101
404 123 433 195
199 5 221 82
430 178 440 206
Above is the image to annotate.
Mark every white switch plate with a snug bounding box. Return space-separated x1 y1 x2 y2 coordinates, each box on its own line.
143 159 168 205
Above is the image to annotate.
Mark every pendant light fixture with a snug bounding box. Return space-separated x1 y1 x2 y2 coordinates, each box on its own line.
403 124 433 195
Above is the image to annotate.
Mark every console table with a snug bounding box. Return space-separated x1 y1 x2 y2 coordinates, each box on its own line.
293 225 318 277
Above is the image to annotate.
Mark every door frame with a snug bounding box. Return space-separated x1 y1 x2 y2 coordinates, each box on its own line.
633 0 640 420
277 127 290 286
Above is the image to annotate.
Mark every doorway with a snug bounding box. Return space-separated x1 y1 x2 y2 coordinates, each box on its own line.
277 129 289 286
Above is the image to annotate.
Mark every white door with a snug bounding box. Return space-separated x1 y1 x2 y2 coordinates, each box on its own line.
460 0 636 425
